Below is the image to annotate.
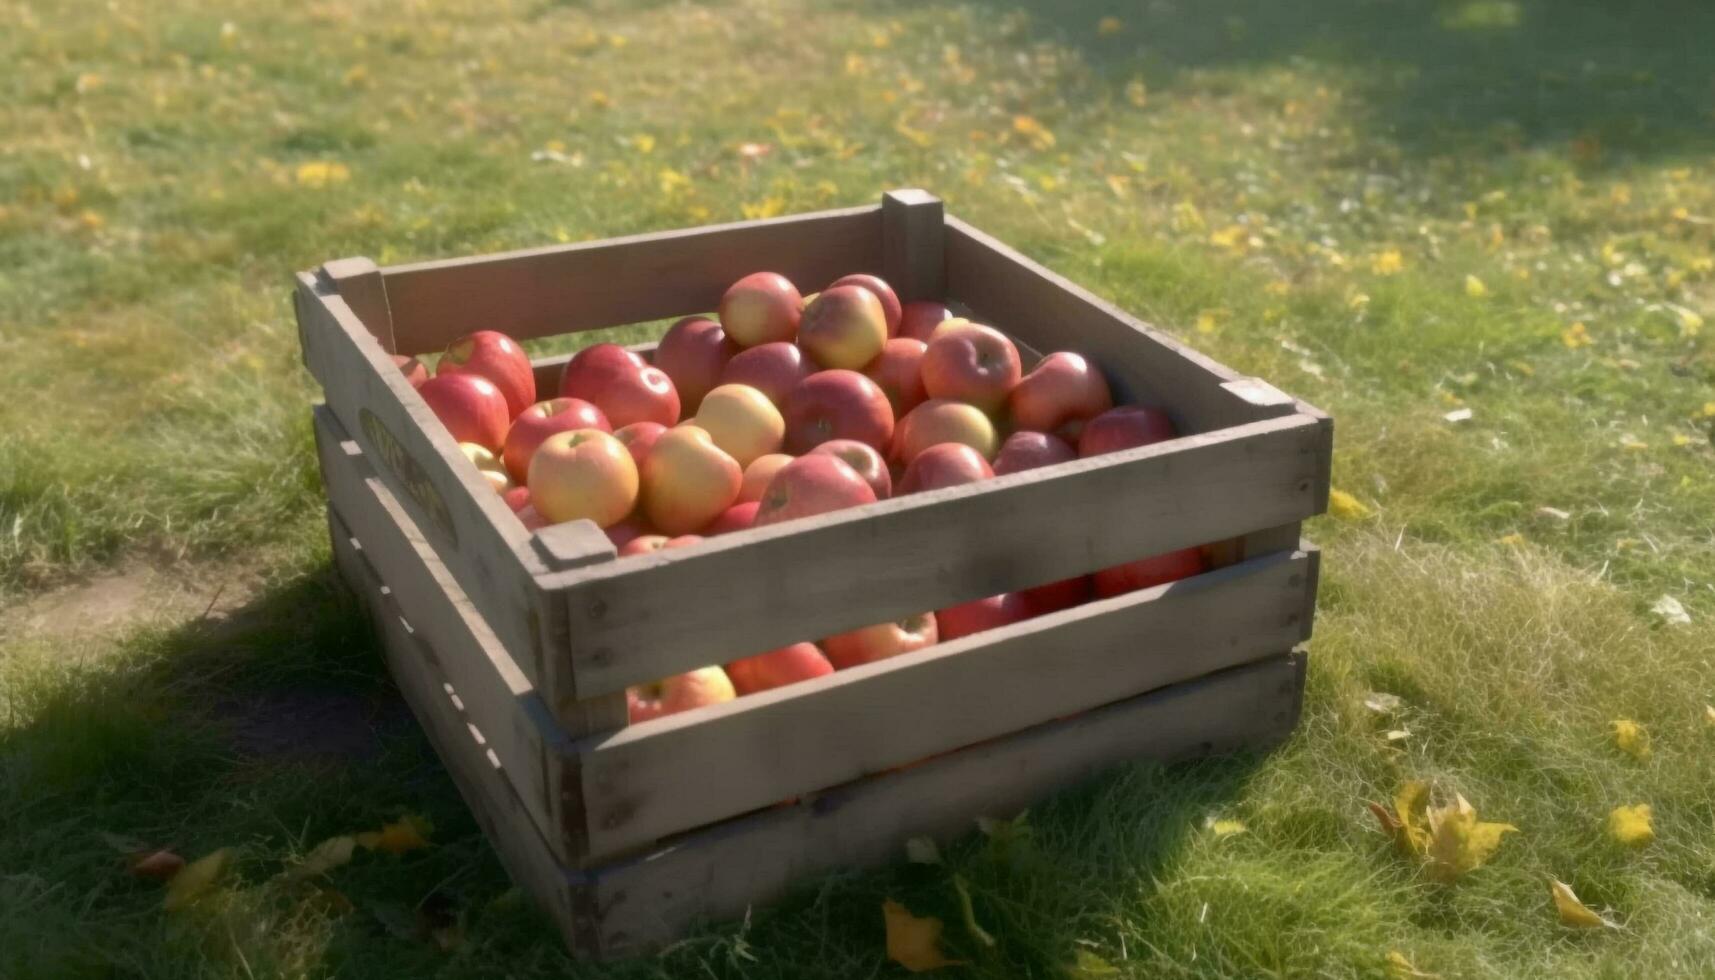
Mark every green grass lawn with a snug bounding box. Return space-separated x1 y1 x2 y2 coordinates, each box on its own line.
4 0 1714 975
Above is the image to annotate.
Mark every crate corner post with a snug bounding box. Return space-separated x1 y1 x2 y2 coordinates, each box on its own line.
881 188 945 302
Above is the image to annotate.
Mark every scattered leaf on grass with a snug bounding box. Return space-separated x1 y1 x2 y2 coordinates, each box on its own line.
1424 793 1516 883
1464 275 1488 298
1206 817 1247 838
1385 949 1440 978
1551 879 1619 929
1364 691 1405 715
953 875 996 947
1443 407 1474 423
1370 780 1431 855
1329 489 1373 520
1704 704 1715 728
1067 948 1121 976
291 835 358 877
164 848 233 911
1611 719 1651 760
1535 506 1571 521
1651 596 1691 626
905 836 942 865
1608 804 1654 846
129 849 186 881
357 815 432 854
883 900 964 972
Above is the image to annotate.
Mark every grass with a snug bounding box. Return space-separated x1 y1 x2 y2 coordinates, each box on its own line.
3 0 1714 975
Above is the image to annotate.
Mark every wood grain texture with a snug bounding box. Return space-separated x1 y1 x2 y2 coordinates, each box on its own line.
589 652 1306 956
549 412 1327 697
380 206 883 353
881 189 945 302
323 256 396 353
574 548 1314 860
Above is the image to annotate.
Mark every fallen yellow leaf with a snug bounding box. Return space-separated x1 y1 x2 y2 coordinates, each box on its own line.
1370 780 1432 855
295 161 350 187
883 900 964 972
1068 948 1121 976
1385 949 1440 978
164 848 233 911
1561 322 1593 349
1704 704 1715 727
1013 115 1056 150
1551 878 1619 929
953 875 995 947
1611 719 1650 760
1208 818 1247 838
1097 16 1124 35
1371 249 1405 276
1608 804 1654 846
1424 793 1516 883
357 815 432 855
1329 489 1373 521
1498 532 1525 546
1464 274 1489 298
292 835 358 877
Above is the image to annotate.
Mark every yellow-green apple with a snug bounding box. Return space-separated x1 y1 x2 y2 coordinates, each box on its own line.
438 330 536 418
898 442 993 494
822 613 937 669
692 383 785 468
419 373 511 450
828 273 902 335
1078 405 1178 457
612 420 667 470
893 398 999 463
603 514 653 550
898 301 953 342
641 424 742 534
936 592 1031 640
719 271 802 347
559 342 681 428
516 504 549 532
925 317 973 341
503 485 532 512
460 442 512 493
783 369 895 454
1009 352 1113 434
740 452 794 502
798 285 887 370
1093 548 1206 598
655 316 737 411
992 430 1077 476
704 500 760 535
502 397 611 483
1020 575 1092 616
724 642 834 695
753 454 877 527
527 428 639 528
811 439 891 499
627 666 736 723
920 322 1022 411
862 337 929 417
618 532 703 557
720 341 814 407
392 354 429 388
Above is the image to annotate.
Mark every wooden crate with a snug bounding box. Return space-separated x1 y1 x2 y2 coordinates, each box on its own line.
297 189 1331 958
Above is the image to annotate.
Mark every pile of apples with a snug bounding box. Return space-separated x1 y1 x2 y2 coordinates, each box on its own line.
398 271 1206 724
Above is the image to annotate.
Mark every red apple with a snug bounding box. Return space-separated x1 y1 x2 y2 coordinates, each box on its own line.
719 271 802 348
1020 575 1092 616
503 397 611 483
720 341 815 407
419 373 510 450
618 532 703 557
799 285 887 370
893 398 999 463
559 342 681 428
655 316 738 412
704 500 761 535
898 301 953 342
1093 548 1207 598
753 453 877 527
627 666 736 723
897 443 994 494
459 442 513 493
862 338 929 417
822 612 938 669
740 453 794 503
693 383 785 468
392 353 429 388
438 330 536 418
920 323 1022 412
516 504 549 532
641 424 742 535
1009 352 1113 434
725 642 834 695
612 420 667 470
526 428 639 528
503 485 532 513
1078 405 1179 457
782 369 895 454
829 273 902 335
811 439 891 499
603 514 652 550
936 592 1031 641
992 430 1078 476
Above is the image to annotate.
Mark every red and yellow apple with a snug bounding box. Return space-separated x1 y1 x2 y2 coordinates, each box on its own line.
720 341 814 408
516 504 549 532
503 397 611 483
822 612 937 669
991 430 1077 476
692 383 785 468
459 442 512 493
798 285 887 370
419 373 511 450
740 453 794 503
724 642 834 695
559 342 682 428
783 369 895 454
1093 547 1206 598
438 330 536 418
936 592 1031 641
703 500 760 535
392 353 429 388
603 514 653 550
1009 352 1113 434
753 453 877 527
654 316 738 411
893 398 998 463
810 439 891 499
618 532 703 557
1078 405 1178 457
897 301 953 342
920 322 1022 412
641 424 742 534
503 485 532 513
526 428 638 528
897 442 993 494
719 271 802 348
829 273 902 335
612 420 667 470
627 666 736 723
862 337 929 417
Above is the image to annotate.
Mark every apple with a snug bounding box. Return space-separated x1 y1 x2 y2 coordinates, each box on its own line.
822 612 937 669
419 373 510 450
438 330 536 418
641 424 742 535
704 500 760 535
392 353 429 388
898 301 953 342
1020 575 1092 616
753 453 877 527
920 322 1022 412
502 397 611 483
897 443 994 494
655 316 737 412
724 642 834 695
627 666 736 723
811 439 891 499
798 285 887 370
516 505 549 532
719 271 802 348
1009 352 1113 434
1093 547 1206 598
862 337 929 417
559 342 681 428
692 383 785 468
740 453 794 502
618 533 703 557
1078 405 1178 457
720 341 814 407
603 514 653 550
459 442 513 493
526 428 639 528
503 485 532 513
612 420 667 470
782 369 895 454
893 399 999 463
925 317 973 341
829 273 902 335
992 430 1077 476
936 592 1031 641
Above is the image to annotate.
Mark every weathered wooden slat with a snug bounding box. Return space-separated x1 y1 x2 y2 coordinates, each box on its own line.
589 651 1306 956
575 548 1314 860
380 206 884 354
323 256 396 353
550 412 1327 699
881 189 945 302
